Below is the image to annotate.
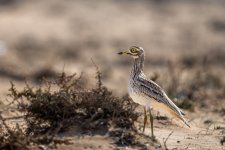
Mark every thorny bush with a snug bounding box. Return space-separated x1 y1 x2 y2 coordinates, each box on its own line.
7 69 144 147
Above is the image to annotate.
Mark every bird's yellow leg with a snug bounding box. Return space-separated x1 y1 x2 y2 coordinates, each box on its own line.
148 108 155 139
143 107 147 132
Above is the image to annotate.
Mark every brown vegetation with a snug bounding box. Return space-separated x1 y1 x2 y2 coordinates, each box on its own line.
1 70 162 149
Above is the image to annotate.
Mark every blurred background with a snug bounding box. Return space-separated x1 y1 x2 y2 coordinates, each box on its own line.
1 1 225 149
0 0 225 97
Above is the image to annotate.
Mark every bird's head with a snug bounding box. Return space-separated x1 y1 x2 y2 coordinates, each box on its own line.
118 46 144 59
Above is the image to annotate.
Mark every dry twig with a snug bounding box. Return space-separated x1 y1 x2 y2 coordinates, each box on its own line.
163 131 174 150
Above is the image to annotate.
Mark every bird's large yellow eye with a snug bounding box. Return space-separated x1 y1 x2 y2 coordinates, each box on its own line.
130 47 137 53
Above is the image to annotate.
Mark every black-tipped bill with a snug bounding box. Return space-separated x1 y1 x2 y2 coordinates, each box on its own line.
118 51 131 55
118 52 124 55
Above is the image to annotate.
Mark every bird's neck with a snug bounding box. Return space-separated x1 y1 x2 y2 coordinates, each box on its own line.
131 55 144 77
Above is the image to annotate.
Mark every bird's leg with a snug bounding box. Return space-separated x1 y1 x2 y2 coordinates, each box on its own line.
143 107 147 132
148 108 155 139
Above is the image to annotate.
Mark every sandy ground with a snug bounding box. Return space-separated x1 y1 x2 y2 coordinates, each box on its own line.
0 0 225 149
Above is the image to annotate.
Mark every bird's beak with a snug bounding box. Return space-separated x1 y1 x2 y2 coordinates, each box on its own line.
118 51 131 55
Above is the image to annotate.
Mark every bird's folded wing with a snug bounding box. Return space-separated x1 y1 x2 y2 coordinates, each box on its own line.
135 76 182 116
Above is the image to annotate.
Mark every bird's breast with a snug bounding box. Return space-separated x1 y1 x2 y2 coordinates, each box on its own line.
128 79 152 107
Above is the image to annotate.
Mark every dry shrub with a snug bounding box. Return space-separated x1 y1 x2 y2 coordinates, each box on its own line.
174 98 195 112
166 54 225 112
220 136 225 145
7 69 151 148
213 107 225 116
0 114 71 150
181 54 199 68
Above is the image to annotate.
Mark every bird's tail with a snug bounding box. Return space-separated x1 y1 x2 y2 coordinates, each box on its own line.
174 110 190 128
151 102 190 128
